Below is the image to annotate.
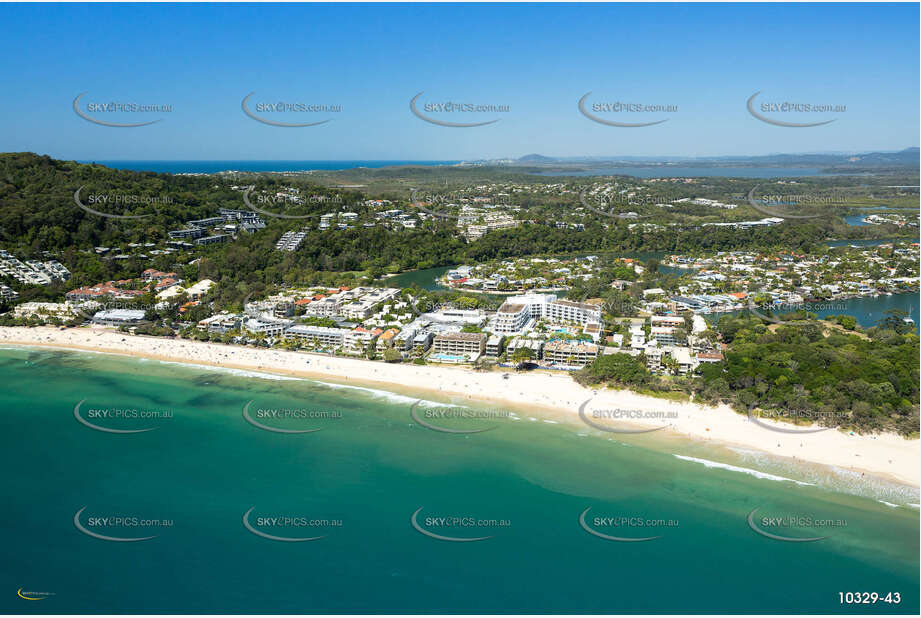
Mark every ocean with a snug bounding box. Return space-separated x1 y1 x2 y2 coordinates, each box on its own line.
80 161 461 174
80 161 853 178
1 347 917 614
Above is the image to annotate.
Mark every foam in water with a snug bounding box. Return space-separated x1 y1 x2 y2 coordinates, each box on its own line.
315 380 458 408
156 359 303 381
673 454 815 486
727 446 919 506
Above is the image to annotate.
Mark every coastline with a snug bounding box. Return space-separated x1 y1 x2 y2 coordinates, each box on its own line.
1 325 918 488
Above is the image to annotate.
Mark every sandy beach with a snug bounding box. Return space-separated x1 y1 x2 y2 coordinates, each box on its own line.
2 325 918 487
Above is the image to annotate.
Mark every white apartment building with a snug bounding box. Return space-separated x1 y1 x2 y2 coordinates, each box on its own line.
545 299 601 324
504 337 544 359
303 296 342 317
542 341 598 366
13 302 77 319
92 309 147 327
493 293 601 335
286 324 349 348
432 332 486 356
494 303 530 334
629 323 646 349
343 329 375 355
485 335 503 357
650 326 678 346
584 321 602 342
197 312 241 334
276 230 307 251
424 308 485 325
650 315 686 328
0 284 18 301
243 317 293 337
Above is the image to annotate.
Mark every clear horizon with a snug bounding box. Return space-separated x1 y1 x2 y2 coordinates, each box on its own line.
68 146 916 162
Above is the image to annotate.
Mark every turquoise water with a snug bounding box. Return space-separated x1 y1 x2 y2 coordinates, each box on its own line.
1 348 917 613
844 215 871 227
707 292 920 334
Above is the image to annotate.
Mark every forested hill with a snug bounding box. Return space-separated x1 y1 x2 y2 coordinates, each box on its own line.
0 152 349 252
0 152 877 289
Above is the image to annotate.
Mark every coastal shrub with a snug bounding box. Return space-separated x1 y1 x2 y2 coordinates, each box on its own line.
705 315 919 435
578 353 649 387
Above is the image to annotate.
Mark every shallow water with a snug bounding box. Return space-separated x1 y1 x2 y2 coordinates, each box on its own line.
1 348 917 613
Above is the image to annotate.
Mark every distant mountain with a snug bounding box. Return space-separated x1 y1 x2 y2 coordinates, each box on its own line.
517 154 557 163
845 147 919 165
498 148 919 170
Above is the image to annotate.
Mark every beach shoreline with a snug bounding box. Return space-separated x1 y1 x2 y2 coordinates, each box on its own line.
1 325 918 488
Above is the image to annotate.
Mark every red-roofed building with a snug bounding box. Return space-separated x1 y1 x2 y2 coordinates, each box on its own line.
154 277 181 291
142 269 179 282
697 351 724 364
66 282 145 302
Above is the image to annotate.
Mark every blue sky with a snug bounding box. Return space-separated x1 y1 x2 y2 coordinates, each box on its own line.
0 2 917 160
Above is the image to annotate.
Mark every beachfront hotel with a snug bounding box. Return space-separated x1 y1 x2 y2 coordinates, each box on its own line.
286 324 348 348
492 293 602 335
542 340 599 366
91 309 147 327
494 302 530 334
242 316 293 337
432 332 487 357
